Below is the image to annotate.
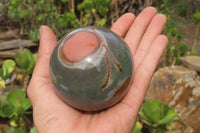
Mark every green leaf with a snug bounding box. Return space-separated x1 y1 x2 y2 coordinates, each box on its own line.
172 49 179 58
175 4 187 17
132 121 143 133
139 110 152 126
36 13 46 21
29 30 40 42
99 7 108 16
7 127 23 133
6 89 31 115
0 3 3 9
158 108 178 125
170 27 178 37
193 12 200 24
142 100 165 123
15 49 32 69
15 106 26 116
61 0 68 3
27 0 32 4
0 97 3 107
187 50 197 55
98 18 106 26
0 104 15 118
0 79 5 89
7 89 25 106
33 54 38 62
175 58 182 65
179 44 188 56
30 127 37 133
139 99 178 128
10 119 18 128
176 33 183 41
0 59 15 80
156 125 165 133
15 49 36 74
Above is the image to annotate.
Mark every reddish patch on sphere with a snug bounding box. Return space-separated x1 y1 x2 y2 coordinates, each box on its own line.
62 32 100 62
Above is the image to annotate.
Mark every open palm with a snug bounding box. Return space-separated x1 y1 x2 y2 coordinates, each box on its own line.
27 7 168 133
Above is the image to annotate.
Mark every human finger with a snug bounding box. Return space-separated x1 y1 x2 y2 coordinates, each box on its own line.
134 14 167 70
123 35 168 113
32 26 57 78
111 13 135 37
124 7 157 54
28 26 57 103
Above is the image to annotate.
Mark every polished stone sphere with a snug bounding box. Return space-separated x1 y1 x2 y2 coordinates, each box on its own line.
50 26 133 111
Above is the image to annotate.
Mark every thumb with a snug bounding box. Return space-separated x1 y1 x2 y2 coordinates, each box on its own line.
27 26 57 104
33 25 57 78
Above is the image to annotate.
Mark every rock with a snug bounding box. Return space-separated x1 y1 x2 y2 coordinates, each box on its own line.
179 56 200 72
145 66 200 133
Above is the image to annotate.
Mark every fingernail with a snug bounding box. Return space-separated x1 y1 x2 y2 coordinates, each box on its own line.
39 25 46 35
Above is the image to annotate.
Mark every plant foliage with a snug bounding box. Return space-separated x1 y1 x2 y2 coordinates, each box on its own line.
193 12 200 24
77 0 111 26
0 127 37 133
0 89 32 127
5 0 112 41
15 49 37 75
0 60 16 88
139 99 178 133
132 120 143 133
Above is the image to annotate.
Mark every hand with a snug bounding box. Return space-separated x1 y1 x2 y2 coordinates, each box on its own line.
27 7 168 133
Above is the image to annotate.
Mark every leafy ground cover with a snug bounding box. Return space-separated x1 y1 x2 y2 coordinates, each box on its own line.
0 49 36 132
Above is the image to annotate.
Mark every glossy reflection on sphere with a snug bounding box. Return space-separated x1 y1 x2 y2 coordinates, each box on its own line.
50 26 133 111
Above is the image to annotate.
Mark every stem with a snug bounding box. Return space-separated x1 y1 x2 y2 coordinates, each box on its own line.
150 0 153 5
13 89 22 106
22 75 30 91
23 115 32 129
192 23 200 50
92 9 100 26
68 0 75 13
10 69 17 90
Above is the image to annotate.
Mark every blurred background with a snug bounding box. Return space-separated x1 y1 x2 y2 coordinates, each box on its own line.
0 0 200 133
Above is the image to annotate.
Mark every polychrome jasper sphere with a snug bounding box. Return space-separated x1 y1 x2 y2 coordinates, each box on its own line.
50 26 133 111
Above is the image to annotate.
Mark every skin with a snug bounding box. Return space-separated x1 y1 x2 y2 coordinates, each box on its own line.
27 7 168 133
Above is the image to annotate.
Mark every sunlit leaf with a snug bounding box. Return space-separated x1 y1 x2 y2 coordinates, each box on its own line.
132 121 143 133
143 100 164 123
193 12 200 24
15 49 36 74
140 99 178 127
158 108 178 125
0 59 15 80
30 127 38 133
0 97 3 107
0 79 5 89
